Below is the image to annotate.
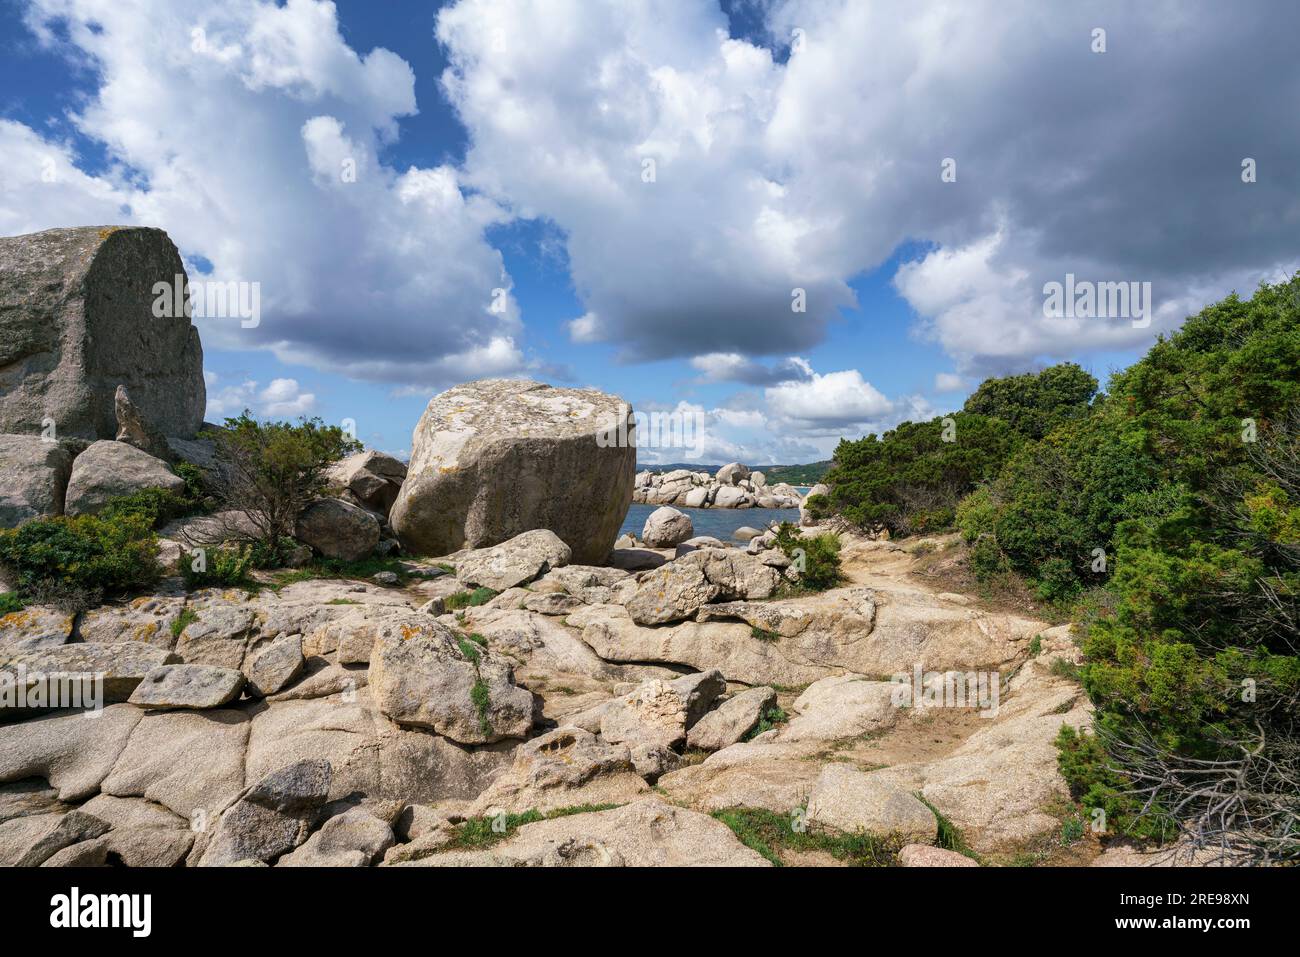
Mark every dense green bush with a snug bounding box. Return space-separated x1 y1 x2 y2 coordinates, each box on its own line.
182 542 256 589
0 511 161 609
814 412 1021 535
772 522 843 591
958 409 1163 600
961 362 1098 440
1054 276 1300 860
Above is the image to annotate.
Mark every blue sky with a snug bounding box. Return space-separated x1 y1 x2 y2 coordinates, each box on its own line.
2 0 1296 464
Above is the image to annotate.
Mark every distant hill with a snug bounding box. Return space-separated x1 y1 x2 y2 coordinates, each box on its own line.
638 461 832 484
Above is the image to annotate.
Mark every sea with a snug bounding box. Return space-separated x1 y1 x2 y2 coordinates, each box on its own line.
620 502 802 543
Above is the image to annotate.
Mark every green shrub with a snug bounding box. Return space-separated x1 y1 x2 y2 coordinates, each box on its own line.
961 362 1098 441
772 522 843 591
0 592 25 615
202 412 361 566
816 412 1022 536
182 543 255 589
0 510 161 608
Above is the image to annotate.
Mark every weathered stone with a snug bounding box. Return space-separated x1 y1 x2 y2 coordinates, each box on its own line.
197 759 331 866
0 606 74 653
641 506 693 548
806 764 936 843
899 844 978 867
113 384 172 460
244 634 304 697
173 604 256 670
295 497 381 562
390 379 635 564
625 561 720 625
0 704 143 801
779 676 902 743
715 463 749 486
101 709 250 819
687 686 777 751
0 435 73 527
40 835 111 867
326 450 407 516
77 596 185 649
16 809 110 866
368 616 536 744
277 808 394 867
3 642 179 704
454 528 571 591
128 664 245 710
599 670 725 751
390 799 770 867
64 440 184 516
0 226 205 440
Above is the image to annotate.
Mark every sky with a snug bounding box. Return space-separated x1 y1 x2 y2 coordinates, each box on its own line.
2 0 1298 465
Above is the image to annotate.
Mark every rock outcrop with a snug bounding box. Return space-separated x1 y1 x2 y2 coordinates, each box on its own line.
326 450 407 517
63 440 185 516
0 435 73 527
633 464 803 509
0 226 205 440
390 379 635 563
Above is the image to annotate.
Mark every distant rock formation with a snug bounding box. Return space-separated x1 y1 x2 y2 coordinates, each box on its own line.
633 463 804 509
0 226 205 440
390 379 636 563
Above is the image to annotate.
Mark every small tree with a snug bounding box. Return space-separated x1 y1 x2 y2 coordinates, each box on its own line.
204 412 361 565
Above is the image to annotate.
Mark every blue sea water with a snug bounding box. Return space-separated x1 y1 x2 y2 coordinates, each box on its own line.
620 503 800 543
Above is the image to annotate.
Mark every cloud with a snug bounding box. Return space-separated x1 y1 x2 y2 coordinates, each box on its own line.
205 373 315 419
765 368 894 429
934 372 965 393
689 352 813 385
436 0 1300 372
4 0 525 389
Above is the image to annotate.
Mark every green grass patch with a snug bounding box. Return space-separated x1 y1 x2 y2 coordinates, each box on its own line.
325 597 361 605
171 607 199 639
447 803 622 849
0 592 25 615
445 587 498 610
711 806 902 866
750 625 780 643
271 555 411 587
1027 633 1042 656
457 637 483 664
917 795 981 862
744 705 789 741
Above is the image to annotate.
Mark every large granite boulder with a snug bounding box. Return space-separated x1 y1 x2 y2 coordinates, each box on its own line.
294 497 380 561
390 379 635 564
64 440 184 516
0 434 73 527
325 450 407 516
368 616 536 745
641 506 693 548
0 226 204 439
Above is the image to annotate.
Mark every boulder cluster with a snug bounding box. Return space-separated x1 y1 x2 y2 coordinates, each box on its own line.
633 463 804 509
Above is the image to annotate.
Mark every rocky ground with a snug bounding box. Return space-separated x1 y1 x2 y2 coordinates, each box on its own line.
0 526 1127 868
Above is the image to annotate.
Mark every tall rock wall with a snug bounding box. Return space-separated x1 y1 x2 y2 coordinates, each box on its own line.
0 226 205 439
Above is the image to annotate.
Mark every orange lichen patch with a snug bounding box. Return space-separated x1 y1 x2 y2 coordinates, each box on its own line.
1 610 35 628
400 624 421 641
438 466 459 473
97 226 120 240
134 622 160 640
